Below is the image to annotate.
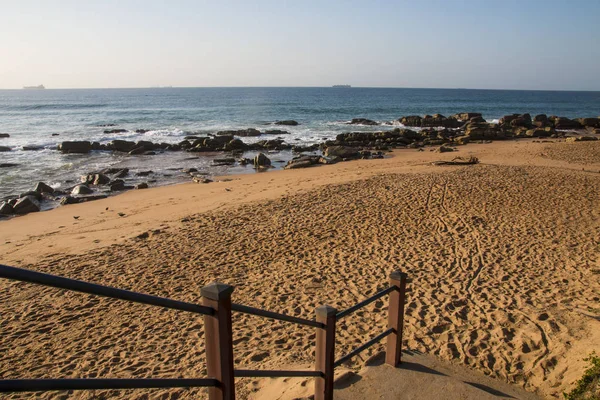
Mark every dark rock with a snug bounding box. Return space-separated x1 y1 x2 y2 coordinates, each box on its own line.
275 120 299 126
136 170 153 177
34 182 55 194
13 196 40 214
0 146 11 152
110 180 126 191
437 145 455 153
577 117 600 128
72 184 93 195
60 194 108 205
292 144 320 153
224 138 247 151
526 128 552 138
349 118 378 126
92 174 110 185
552 117 582 130
238 158 253 166
324 146 359 158
0 202 13 215
400 116 422 127
213 158 236 166
135 129 149 133
22 145 43 151
108 140 137 152
0 163 19 168
263 129 290 135
128 147 146 155
253 153 271 168
104 129 127 134
452 112 482 121
193 177 213 183
20 191 42 201
183 168 198 174
284 155 321 169
0 133 10 138
58 141 91 154
319 156 340 164
144 151 156 155
51 133 60 136
135 182 149 189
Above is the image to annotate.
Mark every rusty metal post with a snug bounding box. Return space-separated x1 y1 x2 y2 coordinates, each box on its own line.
386 271 407 367
314 305 337 400
202 282 235 400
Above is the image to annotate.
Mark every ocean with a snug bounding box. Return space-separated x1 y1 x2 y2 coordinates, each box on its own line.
1 87 600 203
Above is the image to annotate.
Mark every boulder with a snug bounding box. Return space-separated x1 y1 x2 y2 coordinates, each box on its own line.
275 120 299 126
454 135 470 145
218 129 261 137
349 118 378 125
0 133 9 138
400 116 422 127
104 128 127 134
93 174 110 185
0 202 14 215
224 139 247 151
525 128 552 138
23 145 43 151
324 146 359 158
263 129 290 135
110 180 126 191
106 168 129 178
135 182 149 189
13 196 40 214
34 182 55 194
0 146 11 152
0 163 19 168
552 117 582 130
253 153 271 168
128 147 146 155
58 141 92 154
452 112 482 121
319 156 340 165
284 155 321 169
71 184 94 195
60 194 108 205
108 140 137 152
20 191 42 201
136 170 153 177
577 117 600 128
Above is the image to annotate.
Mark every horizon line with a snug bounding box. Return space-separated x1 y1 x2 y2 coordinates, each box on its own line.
2 85 600 92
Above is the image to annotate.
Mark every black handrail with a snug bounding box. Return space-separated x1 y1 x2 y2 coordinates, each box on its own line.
234 370 323 378
336 286 396 319
0 378 218 392
232 303 324 329
333 328 394 368
0 264 214 316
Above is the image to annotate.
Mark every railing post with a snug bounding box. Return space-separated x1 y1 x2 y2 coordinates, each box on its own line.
201 283 235 400
386 271 407 367
314 305 337 400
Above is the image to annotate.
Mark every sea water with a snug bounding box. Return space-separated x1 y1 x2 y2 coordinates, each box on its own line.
1 87 599 200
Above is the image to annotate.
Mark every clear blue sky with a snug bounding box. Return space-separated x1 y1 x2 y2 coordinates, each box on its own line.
1 0 599 90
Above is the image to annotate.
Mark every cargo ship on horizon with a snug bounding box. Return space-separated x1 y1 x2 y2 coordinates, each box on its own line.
332 84 351 88
23 84 45 90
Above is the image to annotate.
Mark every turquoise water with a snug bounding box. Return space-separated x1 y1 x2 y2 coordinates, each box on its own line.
1 87 599 200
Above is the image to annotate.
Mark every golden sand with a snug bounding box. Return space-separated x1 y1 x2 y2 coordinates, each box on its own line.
1 139 599 399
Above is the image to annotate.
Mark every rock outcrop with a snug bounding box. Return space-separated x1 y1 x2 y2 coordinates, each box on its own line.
58 141 92 154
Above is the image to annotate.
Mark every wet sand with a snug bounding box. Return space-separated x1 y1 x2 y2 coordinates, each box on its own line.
1 139 599 399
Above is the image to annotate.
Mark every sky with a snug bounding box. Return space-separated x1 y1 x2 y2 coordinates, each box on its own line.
0 0 599 90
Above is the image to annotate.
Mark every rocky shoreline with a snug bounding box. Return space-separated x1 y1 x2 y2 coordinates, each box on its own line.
1 113 599 217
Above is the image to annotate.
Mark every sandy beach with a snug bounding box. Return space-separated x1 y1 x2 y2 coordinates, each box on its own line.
1 139 599 399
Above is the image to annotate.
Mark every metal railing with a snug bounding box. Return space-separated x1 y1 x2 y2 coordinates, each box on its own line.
0 264 407 400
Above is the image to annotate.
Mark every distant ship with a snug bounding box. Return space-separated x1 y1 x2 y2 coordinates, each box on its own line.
332 85 351 88
23 85 45 90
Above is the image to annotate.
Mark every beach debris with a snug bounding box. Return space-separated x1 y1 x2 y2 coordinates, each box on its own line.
134 182 149 189
432 156 479 166
253 153 271 168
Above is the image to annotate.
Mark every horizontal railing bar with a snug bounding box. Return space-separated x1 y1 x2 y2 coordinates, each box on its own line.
333 328 394 368
234 369 323 378
336 286 396 320
0 264 214 316
231 303 324 329
0 378 218 392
